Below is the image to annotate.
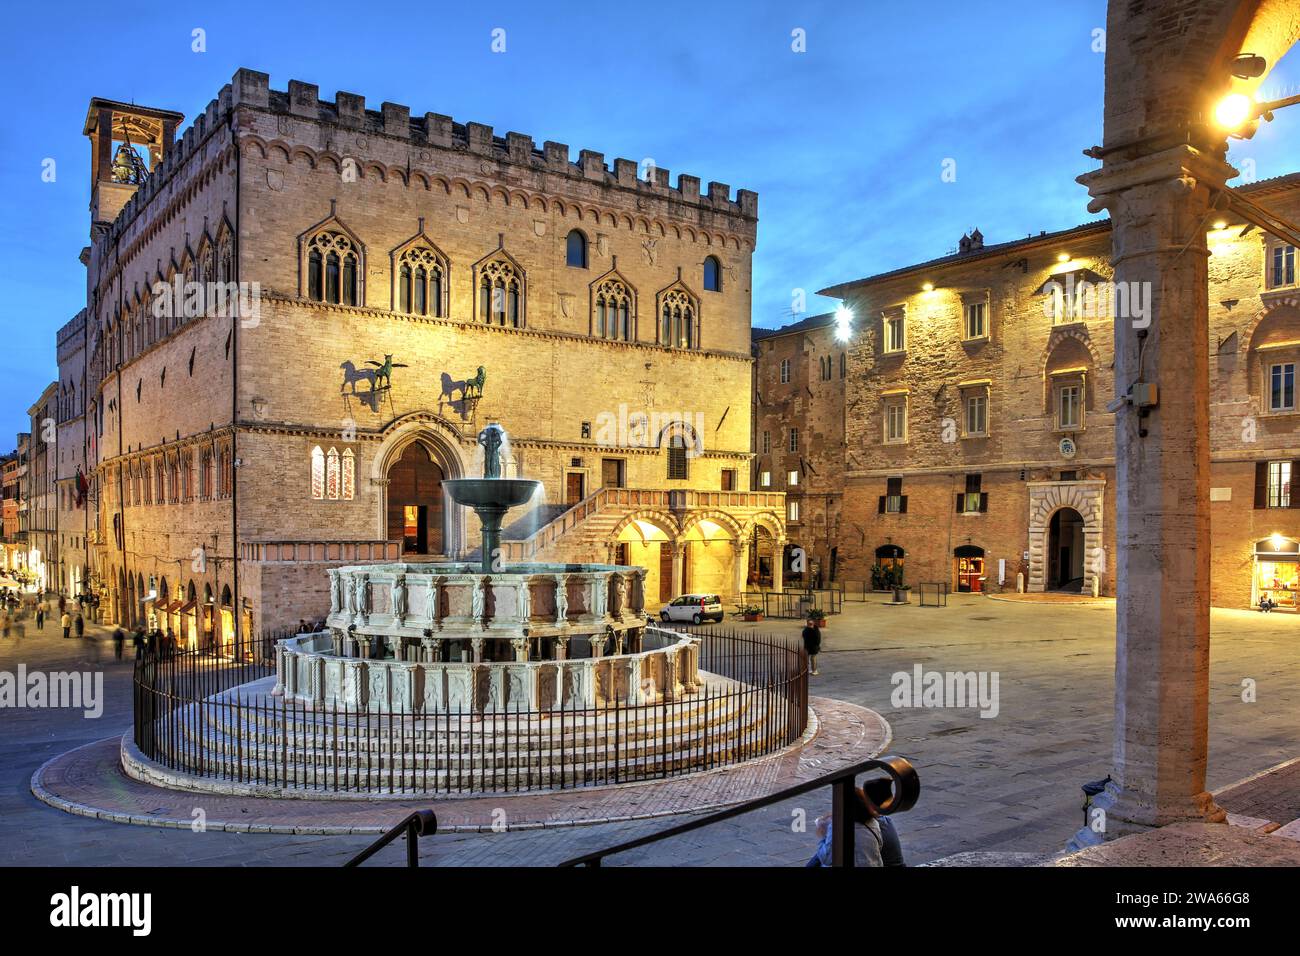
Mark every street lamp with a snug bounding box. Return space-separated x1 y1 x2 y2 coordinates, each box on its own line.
1212 54 1300 139
834 305 853 343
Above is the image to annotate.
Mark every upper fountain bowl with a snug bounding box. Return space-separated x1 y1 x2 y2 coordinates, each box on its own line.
443 477 541 511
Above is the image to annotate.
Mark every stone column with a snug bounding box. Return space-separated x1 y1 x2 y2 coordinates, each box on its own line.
511 635 530 662
1071 145 1234 846
732 540 750 598
670 541 685 596
772 537 785 592
552 635 569 661
420 635 441 663
470 637 485 663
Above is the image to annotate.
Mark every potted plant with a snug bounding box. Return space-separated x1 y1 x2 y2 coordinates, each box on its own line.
891 583 911 604
806 607 827 628
741 604 764 622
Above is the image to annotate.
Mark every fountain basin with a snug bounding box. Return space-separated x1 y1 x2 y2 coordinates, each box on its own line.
443 477 541 510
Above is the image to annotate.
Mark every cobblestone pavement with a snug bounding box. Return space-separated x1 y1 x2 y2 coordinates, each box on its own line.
1 595 1297 866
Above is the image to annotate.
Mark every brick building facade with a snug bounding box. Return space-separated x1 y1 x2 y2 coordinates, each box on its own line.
752 313 845 587
72 69 783 647
816 173 1300 609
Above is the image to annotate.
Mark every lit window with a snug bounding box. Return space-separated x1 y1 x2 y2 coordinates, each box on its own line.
1268 460 1292 508
965 301 987 339
1270 363 1295 412
965 394 988 436
311 446 325 500
787 470 799 487
788 499 800 522
1059 384 1083 429
760 471 771 487
342 449 355 500
884 313 905 353
883 476 904 513
885 400 907 443
326 448 340 500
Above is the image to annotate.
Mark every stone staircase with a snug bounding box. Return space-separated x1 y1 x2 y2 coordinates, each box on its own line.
144 675 795 795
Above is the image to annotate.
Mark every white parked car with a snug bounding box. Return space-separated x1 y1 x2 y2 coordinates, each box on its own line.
659 594 724 625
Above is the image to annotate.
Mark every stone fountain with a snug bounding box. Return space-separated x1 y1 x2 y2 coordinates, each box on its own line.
444 422 541 573
272 423 701 711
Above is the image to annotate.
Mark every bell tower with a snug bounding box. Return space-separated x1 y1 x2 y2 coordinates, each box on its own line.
83 98 184 239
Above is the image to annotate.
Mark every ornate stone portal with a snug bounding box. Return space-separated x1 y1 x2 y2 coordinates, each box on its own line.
1026 479 1105 595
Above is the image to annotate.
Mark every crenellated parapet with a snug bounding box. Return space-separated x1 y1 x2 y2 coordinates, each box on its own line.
226 68 758 230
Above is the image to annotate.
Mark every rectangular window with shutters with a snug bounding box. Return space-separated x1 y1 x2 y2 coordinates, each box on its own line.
759 470 771 487
789 428 799 453
667 442 688 480
761 430 771 455
957 473 987 513
1269 460 1292 507
788 499 800 522
880 476 906 514
787 470 799 488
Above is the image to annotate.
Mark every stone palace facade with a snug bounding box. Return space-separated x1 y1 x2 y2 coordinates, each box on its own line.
68 69 785 649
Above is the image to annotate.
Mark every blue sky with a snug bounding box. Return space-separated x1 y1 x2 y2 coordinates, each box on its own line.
2 0 1299 444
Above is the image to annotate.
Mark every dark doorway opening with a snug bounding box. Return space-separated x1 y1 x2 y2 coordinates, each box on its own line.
1048 508 1085 591
387 443 444 555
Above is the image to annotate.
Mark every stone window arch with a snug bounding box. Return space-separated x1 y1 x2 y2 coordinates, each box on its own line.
298 207 364 307
566 229 588 269
703 255 722 292
473 244 526 328
656 282 699 349
591 270 634 341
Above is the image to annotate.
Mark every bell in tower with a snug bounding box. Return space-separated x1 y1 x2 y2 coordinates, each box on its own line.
83 97 185 238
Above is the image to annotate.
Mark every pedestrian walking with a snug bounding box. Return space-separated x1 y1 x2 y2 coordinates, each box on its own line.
802 619 822 676
61 611 72 639
132 629 144 659
113 627 125 660
35 602 45 630
74 612 85 638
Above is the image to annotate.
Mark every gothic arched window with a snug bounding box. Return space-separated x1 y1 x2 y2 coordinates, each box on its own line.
306 231 360 306
341 449 355 500
594 277 633 341
396 245 447 318
476 254 525 328
658 287 697 349
311 446 325 500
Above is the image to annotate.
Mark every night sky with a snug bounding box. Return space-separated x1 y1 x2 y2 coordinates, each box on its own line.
1 0 1297 445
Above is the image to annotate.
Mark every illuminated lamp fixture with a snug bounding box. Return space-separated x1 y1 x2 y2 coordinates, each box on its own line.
1271 532 1286 552
834 304 853 343
1057 252 1071 263
1214 92 1256 133
921 281 934 293
1229 54 1267 79
1212 220 1228 230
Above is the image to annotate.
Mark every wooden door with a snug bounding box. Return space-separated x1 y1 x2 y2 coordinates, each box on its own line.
566 472 585 505
659 543 674 602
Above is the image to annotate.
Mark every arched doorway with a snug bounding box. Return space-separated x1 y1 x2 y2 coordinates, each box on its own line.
1048 508 1085 591
387 443 445 556
954 545 985 593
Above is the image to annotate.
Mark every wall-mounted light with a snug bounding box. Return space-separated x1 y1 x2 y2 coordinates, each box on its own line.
834 305 853 343
1214 92 1256 132
1212 220 1228 231
921 282 934 293
1057 252 1071 263
1271 532 1287 552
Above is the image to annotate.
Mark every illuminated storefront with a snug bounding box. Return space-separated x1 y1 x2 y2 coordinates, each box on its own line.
1252 535 1299 610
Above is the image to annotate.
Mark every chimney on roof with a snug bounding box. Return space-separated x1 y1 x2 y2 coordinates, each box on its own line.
969 228 984 249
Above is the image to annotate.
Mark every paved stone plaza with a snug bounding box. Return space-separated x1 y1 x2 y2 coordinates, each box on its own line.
2 594 1297 866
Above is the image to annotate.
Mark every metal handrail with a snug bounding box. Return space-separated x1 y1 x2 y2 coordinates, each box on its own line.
343 810 438 867
556 754 920 867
